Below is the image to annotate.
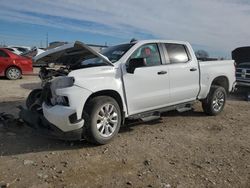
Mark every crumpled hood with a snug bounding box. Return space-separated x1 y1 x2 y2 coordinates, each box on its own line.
68 66 119 92
33 41 113 66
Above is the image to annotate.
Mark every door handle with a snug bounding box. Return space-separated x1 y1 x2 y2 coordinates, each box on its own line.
157 71 167 75
190 68 197 71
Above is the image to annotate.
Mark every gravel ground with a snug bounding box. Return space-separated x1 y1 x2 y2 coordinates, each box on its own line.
0 72 249 188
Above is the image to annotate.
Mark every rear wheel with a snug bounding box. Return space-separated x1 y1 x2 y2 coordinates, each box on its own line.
83 96 122 145
202 86 226 116
6 67 21 80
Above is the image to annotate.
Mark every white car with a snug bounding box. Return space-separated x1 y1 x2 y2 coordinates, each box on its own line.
4 47 23 55
21 47 45 63
9 46 31 53
20 40 236 144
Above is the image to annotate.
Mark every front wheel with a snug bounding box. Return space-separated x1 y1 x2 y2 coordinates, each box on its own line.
26 89 43 112
83 96 122 145
202 86 227 116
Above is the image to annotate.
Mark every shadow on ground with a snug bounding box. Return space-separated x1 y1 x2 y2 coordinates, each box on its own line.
20 82 41 90
0 88 249 156
0 106 205 157
229 87 250 101
0 76 8 80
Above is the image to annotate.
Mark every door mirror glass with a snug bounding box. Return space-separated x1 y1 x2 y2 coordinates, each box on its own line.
127 58 146 74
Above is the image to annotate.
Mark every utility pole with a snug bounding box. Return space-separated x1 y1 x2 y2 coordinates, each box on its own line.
46 32 48 48
40 40 43 48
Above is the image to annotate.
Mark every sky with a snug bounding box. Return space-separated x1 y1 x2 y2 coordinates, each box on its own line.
0 0 250 58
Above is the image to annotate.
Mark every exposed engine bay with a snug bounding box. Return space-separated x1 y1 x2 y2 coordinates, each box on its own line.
26 66 72 113
39 66 70 86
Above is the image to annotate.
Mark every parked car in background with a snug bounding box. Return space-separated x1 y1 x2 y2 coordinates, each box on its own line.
0 48 33 80
3 47 23 55
21 47 45 58
21 47 46 67
8 46 31 53
232 47 250 87
20 40 235 144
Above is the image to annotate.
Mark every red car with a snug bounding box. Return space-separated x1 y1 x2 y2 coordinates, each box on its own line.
0 48 33 80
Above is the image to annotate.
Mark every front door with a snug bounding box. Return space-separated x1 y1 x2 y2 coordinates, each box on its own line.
122 43 170 115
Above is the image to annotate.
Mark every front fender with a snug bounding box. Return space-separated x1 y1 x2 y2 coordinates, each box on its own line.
67 67 128 116
56 85 92 119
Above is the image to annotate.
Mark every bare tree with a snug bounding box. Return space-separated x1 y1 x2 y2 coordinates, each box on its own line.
195 50 209 59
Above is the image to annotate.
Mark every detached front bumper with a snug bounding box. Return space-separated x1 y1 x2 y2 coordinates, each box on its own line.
43 103 84 132
19 107 84 141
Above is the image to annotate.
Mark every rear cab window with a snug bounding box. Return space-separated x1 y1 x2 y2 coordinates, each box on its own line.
164 43 190 64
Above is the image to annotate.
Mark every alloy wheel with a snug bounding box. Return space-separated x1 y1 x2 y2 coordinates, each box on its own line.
96 103 118 137
212 90 225 112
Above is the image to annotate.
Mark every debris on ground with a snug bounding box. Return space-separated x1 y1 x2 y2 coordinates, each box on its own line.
0 182 10 188
23 160 35 166
126 181 133 186
0 113 15 126
37 173 48 179
143 159 151 166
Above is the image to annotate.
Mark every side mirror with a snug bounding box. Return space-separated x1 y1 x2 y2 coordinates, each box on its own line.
127 58 146 74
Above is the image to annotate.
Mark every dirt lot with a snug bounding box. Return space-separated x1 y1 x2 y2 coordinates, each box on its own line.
0 72 249 188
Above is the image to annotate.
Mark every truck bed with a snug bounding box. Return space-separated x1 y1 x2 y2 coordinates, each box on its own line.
198 60 235 99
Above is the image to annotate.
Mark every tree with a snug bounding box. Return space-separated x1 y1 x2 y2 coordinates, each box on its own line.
195 50 209 59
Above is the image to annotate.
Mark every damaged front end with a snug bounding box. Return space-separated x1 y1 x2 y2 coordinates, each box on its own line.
19 73 84 141
19 77 85 141
19 41 112 140
19 106 84 141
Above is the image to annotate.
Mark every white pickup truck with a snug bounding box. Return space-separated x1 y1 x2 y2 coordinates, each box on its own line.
20 40 235 144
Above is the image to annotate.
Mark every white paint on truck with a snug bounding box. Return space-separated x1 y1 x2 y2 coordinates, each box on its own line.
34 40 236 143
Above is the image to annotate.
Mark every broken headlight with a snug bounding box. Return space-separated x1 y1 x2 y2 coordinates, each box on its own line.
50 77 74 106
50 76 75 90
51 96 69 106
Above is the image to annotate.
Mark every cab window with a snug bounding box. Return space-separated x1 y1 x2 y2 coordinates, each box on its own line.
0 50 9 58
130 43 162 66
164 43 189 64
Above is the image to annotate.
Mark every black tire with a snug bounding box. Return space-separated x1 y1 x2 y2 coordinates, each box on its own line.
202 86 227 116
26 89 42 112
6 67 21 80
83 96 122 145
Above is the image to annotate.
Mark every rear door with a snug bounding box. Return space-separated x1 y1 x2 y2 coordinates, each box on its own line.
122 43 170 115
0 50 11 75
162 43 199 104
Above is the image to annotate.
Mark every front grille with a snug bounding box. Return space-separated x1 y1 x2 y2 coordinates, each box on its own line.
236 68 250 80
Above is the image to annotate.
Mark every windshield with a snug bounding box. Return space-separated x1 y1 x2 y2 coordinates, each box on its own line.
21 48 38 58
101 43 134 63
71 43 134 69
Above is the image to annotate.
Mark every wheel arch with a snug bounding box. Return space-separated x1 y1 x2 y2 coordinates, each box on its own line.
83 90 125 123
210 76 229 94
5 65 22 76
